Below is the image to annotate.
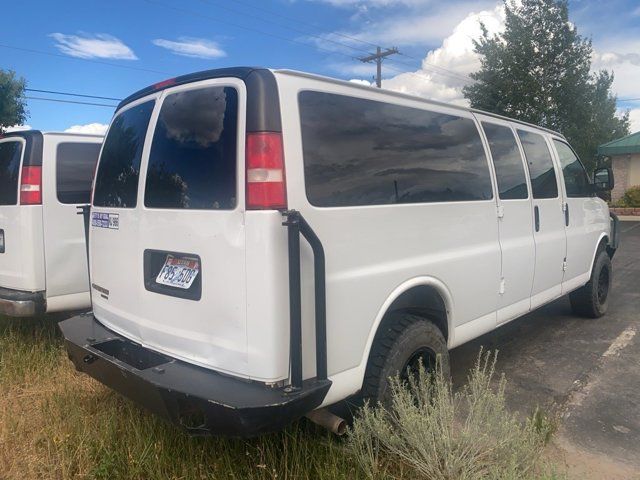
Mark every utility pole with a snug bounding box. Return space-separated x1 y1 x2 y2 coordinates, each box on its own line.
358 46 399 88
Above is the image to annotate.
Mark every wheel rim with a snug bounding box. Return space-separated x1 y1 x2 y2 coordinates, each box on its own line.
400 347 437 382
597 264 610 306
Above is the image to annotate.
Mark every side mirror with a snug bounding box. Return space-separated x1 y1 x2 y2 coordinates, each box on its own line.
592 167 614 192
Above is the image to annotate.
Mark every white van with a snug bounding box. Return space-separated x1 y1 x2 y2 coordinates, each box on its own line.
60 68 618 436
0 130 102 316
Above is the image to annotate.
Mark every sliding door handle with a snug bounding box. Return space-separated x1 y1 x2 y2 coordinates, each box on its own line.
534 206 540 232
564 203 570 226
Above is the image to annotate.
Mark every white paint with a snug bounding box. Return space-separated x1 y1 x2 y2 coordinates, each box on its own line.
603 327 636 358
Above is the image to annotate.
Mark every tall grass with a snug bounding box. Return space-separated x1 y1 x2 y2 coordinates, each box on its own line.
1 317 560 479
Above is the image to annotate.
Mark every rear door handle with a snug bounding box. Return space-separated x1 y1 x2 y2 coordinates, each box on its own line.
534 206 540 232
564 203 569 226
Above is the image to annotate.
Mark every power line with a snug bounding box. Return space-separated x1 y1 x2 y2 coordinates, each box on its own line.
25 96 117 108
220 0 379 49
142 0 358 62
196 0 374 56
0 43 170 75
25 88 122 102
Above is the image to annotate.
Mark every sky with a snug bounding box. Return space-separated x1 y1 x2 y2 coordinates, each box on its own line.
2 0 639 135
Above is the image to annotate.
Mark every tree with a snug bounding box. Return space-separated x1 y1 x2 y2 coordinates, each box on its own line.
0 70 27 133
463 0 629 170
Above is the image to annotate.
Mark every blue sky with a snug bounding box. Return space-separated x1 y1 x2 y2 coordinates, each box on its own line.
2 0 639 133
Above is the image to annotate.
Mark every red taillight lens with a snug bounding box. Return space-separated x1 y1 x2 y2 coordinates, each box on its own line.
20 166 42 205
246 132 287 210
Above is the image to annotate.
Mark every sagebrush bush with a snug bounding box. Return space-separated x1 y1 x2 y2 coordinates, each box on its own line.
347 351 555 480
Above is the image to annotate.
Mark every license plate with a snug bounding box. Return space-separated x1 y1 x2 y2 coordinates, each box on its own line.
155 255 199 289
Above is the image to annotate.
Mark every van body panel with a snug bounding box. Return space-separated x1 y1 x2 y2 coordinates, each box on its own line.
548 136 610 294
90 79 251 377
42 134 101 299
0 136 46 292
474 114 536 325
275 72 502 380
245 211 290 381
515 127 567 309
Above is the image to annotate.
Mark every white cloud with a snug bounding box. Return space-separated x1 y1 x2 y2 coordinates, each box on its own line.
591 40 640 99
629 109 640 133
377 4 505 104
50 33 137 60
64 123 109 135
152 37 226 59
349 78 374 86
5 124 32 132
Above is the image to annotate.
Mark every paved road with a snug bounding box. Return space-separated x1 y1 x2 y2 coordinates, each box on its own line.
449 221 640 476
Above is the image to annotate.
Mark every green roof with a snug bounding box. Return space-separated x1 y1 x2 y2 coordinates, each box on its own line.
598 131 640 156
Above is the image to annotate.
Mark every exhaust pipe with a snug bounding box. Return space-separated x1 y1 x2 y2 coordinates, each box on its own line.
306 408 347 435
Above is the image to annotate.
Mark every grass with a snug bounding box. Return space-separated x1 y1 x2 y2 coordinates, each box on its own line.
0 315 561 479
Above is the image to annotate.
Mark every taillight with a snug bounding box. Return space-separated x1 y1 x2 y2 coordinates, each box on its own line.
246 132 287 210
20 166 42 205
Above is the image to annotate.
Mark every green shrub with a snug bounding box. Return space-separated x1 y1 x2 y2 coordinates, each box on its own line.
347 351 557 480
621 186 640 207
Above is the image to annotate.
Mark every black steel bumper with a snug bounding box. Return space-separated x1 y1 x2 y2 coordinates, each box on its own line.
0 286 46 317
59 313 331 437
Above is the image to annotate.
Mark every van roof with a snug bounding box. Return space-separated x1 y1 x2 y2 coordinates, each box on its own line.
1 130 103 139
0 130 103 167
117 66 564 139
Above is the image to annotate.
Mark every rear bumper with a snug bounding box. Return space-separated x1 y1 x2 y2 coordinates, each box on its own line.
59 313 331 437
0 286 46 317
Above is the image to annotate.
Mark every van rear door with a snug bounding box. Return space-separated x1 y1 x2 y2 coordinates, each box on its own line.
41 135 101 306
0 133 45 293
90 79 248 377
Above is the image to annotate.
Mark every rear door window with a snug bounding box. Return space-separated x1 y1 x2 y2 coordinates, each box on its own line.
56 142 101 204
299 91 492 207
517 130 558 199
553 140 591 198
93 101 155 208
0 141 23 206
144 86 238 210
482 123 528 200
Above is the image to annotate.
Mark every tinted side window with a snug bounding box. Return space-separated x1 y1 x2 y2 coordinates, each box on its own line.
299 91 492 207
145 86 238 210
517 131 558 199
553 140 591 198
93 101 155 208
0 141 22 205
56 142 101 204
482 123 528 200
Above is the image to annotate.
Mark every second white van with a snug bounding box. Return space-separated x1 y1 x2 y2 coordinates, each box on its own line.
0 130 103 316
60 68 618 436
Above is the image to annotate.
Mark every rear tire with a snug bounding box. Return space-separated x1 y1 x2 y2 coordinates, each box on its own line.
569 248 612 318
360 313 449 408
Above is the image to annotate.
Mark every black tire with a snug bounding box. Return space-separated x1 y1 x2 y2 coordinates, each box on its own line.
360 312 449 407
569 248 612 318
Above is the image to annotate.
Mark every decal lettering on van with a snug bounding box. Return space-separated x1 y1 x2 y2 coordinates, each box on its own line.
91 212 119 230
